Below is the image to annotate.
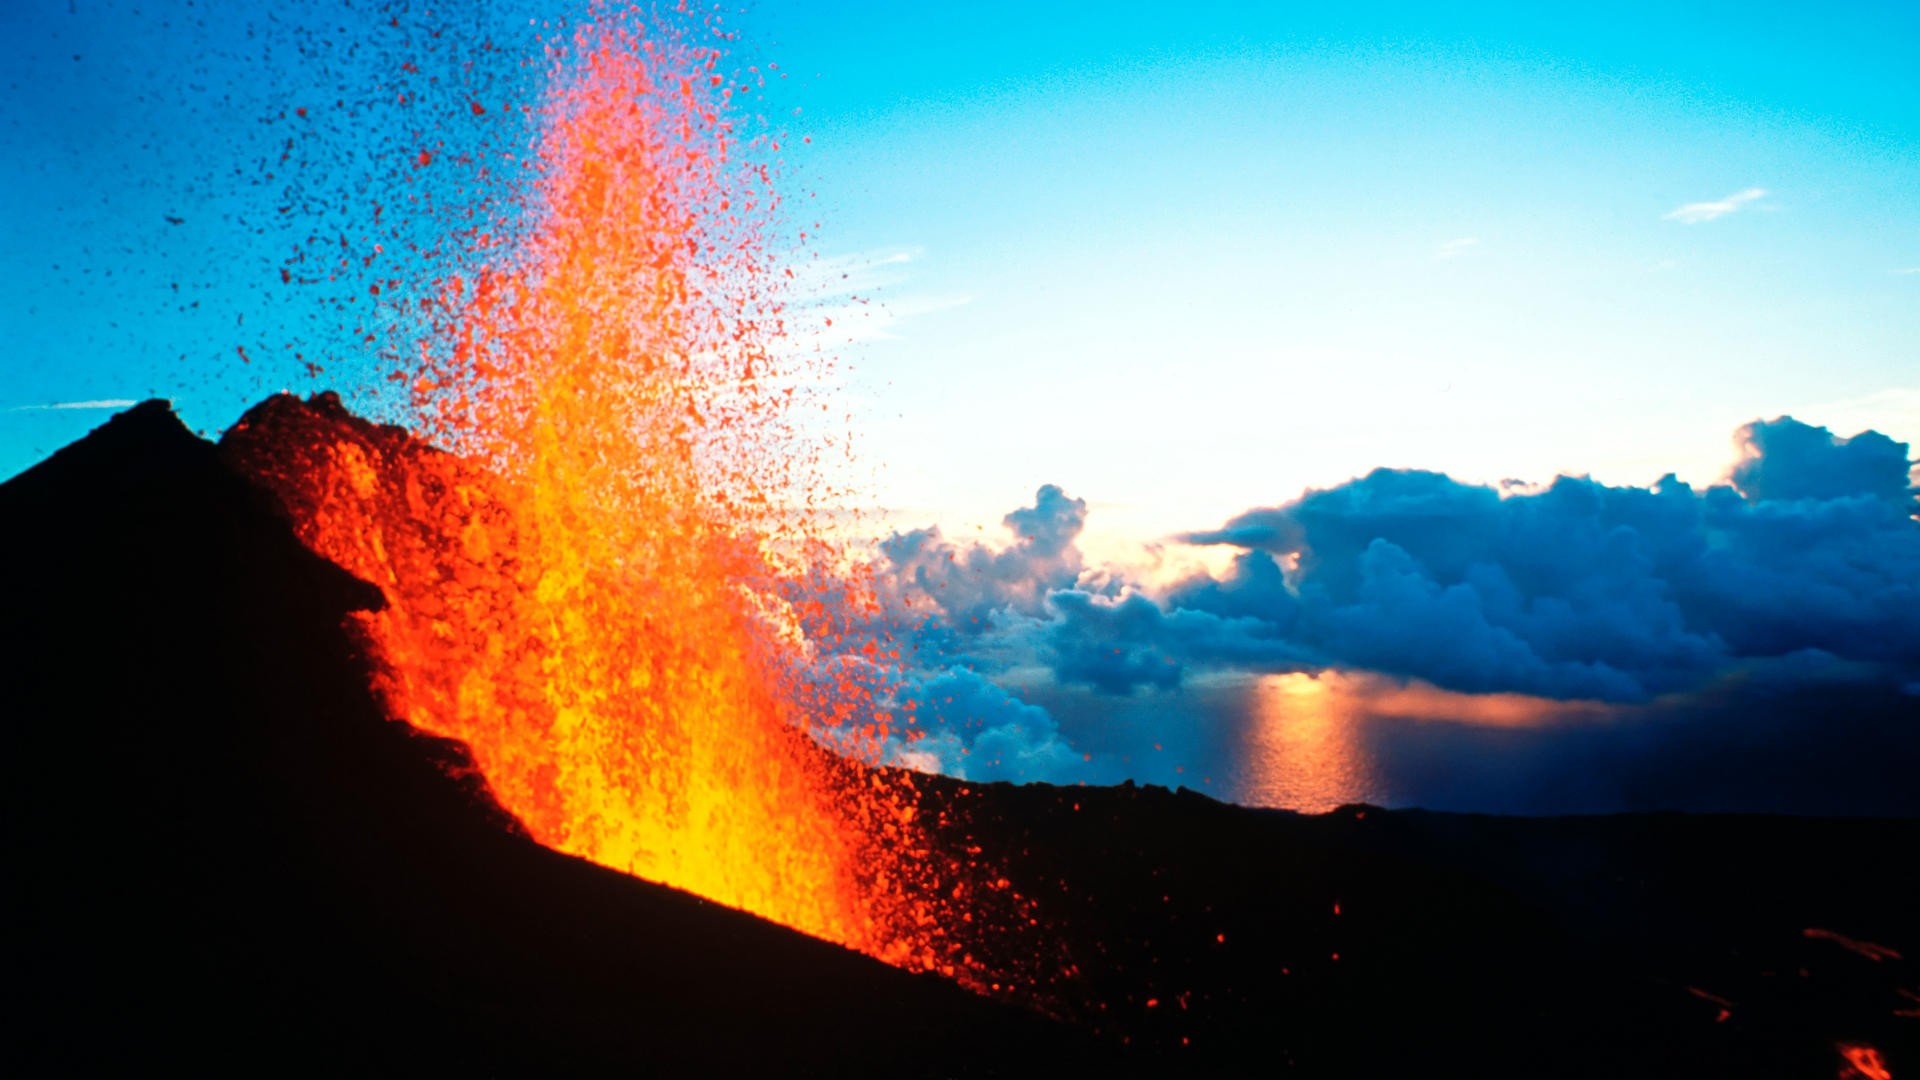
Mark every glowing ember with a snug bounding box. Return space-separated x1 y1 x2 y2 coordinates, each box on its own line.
1839 1043 1893 1080
226 7 1050 994
1806 928 1905 963
1685 986 1735 1024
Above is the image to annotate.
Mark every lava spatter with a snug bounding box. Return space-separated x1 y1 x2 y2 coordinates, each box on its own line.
226 6 1060 1001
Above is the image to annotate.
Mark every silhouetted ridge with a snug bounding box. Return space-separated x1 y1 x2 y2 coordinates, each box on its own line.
3 399 1913 1078
0 398 1091 1075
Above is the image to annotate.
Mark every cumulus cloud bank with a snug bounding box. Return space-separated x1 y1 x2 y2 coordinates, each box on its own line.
799 484 1099 782
824 416 1918 807
1150 416 1919 701
875 482 1092 634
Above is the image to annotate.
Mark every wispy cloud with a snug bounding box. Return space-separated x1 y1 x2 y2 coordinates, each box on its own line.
782 247 919 299
1892 267 1920 276
1433 236 1481 261
773 247 969 357
8 399 139 412
1664 187 1767 224
779 292 972 357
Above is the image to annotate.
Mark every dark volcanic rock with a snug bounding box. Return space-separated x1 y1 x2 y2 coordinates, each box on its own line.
920 777 1918 1076
0 401 1092 1075
3 398 1915 1078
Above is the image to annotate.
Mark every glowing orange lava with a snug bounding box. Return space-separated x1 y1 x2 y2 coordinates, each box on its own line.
1838 1043 1893 1080
227 8 1044 992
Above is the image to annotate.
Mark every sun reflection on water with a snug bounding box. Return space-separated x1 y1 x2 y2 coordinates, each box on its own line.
1242 672 1380 813
1236 669 1619 812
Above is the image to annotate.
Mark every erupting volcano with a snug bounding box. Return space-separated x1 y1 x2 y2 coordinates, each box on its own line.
6 3 1916 1076
224 11 1044 991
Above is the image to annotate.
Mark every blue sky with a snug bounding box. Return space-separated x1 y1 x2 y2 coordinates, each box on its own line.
2 0 545 459
4 2 1918 812
5 1 1917 536
731 0 1920 549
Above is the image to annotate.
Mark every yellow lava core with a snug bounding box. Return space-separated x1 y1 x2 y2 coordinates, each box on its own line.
228 9 1049 993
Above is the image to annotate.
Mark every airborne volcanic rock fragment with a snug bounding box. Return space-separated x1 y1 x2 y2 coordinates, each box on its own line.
2 400 1914 1078
0 400 1092 1075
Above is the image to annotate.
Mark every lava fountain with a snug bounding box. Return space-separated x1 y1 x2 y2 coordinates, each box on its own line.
225 9 1044 992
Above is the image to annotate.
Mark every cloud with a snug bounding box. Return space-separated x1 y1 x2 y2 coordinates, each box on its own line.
774 247 970 356
8 399 140 411
1728 415 1914 504
779 292 973 357
879 667 1077 783
787 637 1082 784
1046 588 1316 694
1892 267 1920 276
871 416 1917 706
1664 187 1767 224
770 485 1103 787
816 416 1918 809
1167 416 1918 700
782 248 917 297
875 484 1097 636
1433 236 1480 261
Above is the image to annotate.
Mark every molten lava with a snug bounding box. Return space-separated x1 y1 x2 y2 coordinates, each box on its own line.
226 9 1045 991
1839 1043 1893 1080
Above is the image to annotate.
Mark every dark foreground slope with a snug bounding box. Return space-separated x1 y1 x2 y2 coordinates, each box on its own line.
918 776 1918 1076
3 399 1914 1077
0 402 1095 1075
